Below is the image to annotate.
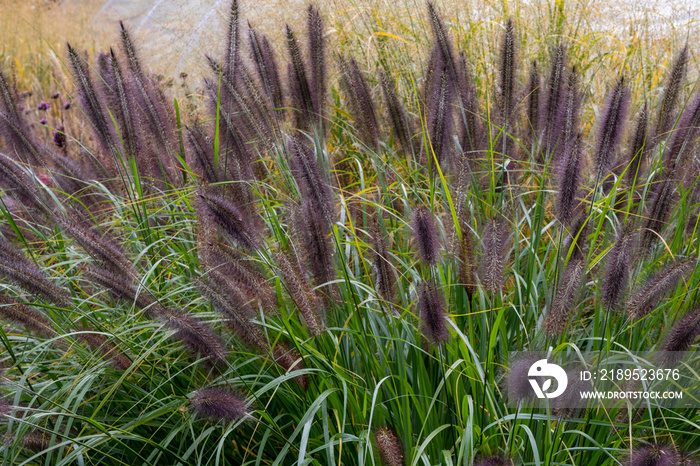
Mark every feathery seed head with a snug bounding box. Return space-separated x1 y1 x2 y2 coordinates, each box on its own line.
412 206 440 266
556 133 583 225
596 76 630 178
626 444 680 466
375 427 403 466
627 103 649 185
627 259 696 319
544 257 585 338
499 19 516 122
191 387 247 422
480 216 510 291
659 308 700 366
160 309 228 366
196 191 259 250
655 45 689 144
542 43 567 158
419 280 448 345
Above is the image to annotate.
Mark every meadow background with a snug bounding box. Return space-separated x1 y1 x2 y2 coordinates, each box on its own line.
0 0 699 465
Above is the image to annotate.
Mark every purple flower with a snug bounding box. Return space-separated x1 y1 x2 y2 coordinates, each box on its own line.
37 101 50 111
39 118 47 125
63 101 71 110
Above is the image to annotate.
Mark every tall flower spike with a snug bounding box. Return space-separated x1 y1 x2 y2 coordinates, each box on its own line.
525 60 541 140
0 68 45 165
542 44 566 159
658 308 700 366
286 25 315 128
375 427 403 466
308 4 326 128
379 68 413 154
287 133 334 222
105 49 139 159
186 123 219 184
556 66 580 164
425 65 454 171
339 55 380 148
419 280 448 344
275 251 324 335
294 198 335 293
67 44 117 158
369 220 396 304
661 88 700 171
225 0 241 80
626 258 695 319
457 52 483 157
556 133 582 226
426 2 457 78
120 22 177 185
506 353 541 403
248 27 284 111
0 67 22 123
499 19 516 125
544 257 585 338
601 225 634 311
626 103 648 185
480 216 510 291
191 387 247 422
640 176 675 253
595 76 629 178
196 277 267 348
412 206 440 266
655 45 688 145
200 241 276 314
0 109 46 166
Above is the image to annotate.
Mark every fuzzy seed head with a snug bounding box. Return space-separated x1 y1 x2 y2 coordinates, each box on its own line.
659 308 700 366
602 225 635 311
626 444 680 466
412 206 440 266
627 259 696 319
191 387 247 422
419 281 448 344
480 217 510 291
375 427 403 466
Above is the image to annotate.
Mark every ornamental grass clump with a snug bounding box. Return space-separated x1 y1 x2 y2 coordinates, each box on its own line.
1 0 700 464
